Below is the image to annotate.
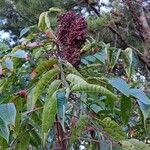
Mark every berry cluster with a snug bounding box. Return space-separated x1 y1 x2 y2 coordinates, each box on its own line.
57 11 87 66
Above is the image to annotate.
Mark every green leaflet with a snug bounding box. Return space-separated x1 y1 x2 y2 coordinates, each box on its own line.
108 78 130 97
35 59 58 75
65 62 82 76
98 117 126 141
4 57 13 71
121 48 133 78
137 101 150 123
71 83 117 100
15 132 30 150
0 103 16 126
80 42 95 53
49 7 62 13
56 91 66 120
20 27 30 37
87 76 107 85
66 74 87 85
42 92 57 144
38 12 47 31
81 49 106 65
38 11 49 31
0 117 9 143
69 115 88 147
130 88 150 105
32 68 60 110
45 80 61 105
121 95 131 124
45 12 51 28
108 47 121 69
14 97 23 134
27 87 35 111
29 124 41 148
121 139 150 150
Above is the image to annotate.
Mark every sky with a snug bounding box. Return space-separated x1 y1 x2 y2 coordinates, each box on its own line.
0 30 16 46
0 30 10 39
0 18 10 41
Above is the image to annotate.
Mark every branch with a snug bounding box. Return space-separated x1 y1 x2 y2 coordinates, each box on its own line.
84 0 150 71
55 117 67 150
123 0 150 42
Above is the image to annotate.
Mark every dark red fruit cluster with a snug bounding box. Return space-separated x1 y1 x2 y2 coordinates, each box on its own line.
57 11 87 66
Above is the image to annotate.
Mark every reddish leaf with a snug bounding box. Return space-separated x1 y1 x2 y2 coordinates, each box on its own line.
15 90 27 98
31 69 37 79
45 29 52 38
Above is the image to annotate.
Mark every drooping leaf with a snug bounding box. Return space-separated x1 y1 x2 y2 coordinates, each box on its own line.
0 103 16 125
38 11 52 32
27 87 35 111
98 117 126 141
38 12 48 31
121 139 150 150
35 59 58 75
45 12 51 28
121 95 131 124
81 48 106 64
10 50 28 59
15 132 30 150
4 58 13 71
94 51 106 64
130 88 150 105
121 48 133 78
0 137 8 149
128 139 150 150
42 92 57 143
30 128 41 148
102 43 110 63
108 78 130 97
71 83 117 100
108 47 121 68
65 62 82 76
66 74 87 85
56 91 66 119
12 97 23 134
0 117 9 142
20 27 30 37
45 80 61 105
137 101 150 122
69 115 88 146
32 68 60 110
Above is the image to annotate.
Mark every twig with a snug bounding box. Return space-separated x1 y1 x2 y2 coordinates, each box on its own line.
23 106 43 115
79 137 101 143
63 137 101 143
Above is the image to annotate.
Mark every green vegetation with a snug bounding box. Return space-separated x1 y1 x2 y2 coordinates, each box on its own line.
0 0 150 149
